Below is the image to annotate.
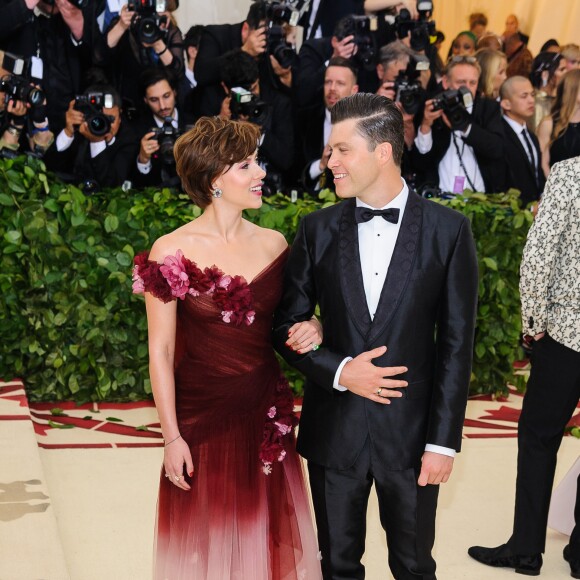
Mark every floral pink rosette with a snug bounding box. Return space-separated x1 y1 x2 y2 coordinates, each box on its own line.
259 376 299 474
132 250 255 326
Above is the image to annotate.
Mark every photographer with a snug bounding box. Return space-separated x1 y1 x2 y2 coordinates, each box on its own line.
297 56 358 194
293 13 377 110
0 52 54 156
193 1 270 117
100 0 184 116
412 56 506 194
0 0 102 132
299 0 364 40
44 84 138 188
132 68 184 188
219 48 294 194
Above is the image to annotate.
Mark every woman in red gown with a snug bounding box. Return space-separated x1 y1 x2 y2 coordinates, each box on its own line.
133 117 323 579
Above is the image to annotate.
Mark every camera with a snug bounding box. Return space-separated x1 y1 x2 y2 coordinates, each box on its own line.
149 117 180 165
230 87 269 126
395 1 436 53
415 182 454 199
0 74 45 107
261 1 301 69
334 15 378 72
128 0 168 44
74 93 115 137
393 53 429 115
431 86 473 131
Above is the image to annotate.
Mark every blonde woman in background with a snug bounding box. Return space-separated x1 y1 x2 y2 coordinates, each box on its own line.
537 69 580 176
476 48 507 99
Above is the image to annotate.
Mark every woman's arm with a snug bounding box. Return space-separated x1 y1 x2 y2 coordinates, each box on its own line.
536 116 552 178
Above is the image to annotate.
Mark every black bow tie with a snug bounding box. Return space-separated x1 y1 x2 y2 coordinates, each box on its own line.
355 207 400 225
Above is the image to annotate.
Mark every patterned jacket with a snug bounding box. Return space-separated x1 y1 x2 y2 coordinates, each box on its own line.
520 156 580 352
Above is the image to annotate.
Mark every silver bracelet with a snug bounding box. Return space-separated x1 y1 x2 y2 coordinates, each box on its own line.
164 434 181 447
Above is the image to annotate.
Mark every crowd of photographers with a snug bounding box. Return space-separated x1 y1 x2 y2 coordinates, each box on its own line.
0 0 579 202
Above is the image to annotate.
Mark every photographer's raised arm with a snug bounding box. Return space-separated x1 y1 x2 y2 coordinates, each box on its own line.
106 5 133 49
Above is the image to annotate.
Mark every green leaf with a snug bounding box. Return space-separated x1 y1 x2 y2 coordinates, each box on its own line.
50 408 67 416
106 416 124 422
116 251 131 267
483 257 498 271
48 420 75 429
0 193 14 206
4 230 21 244
135 425 149 431
104 215 119 232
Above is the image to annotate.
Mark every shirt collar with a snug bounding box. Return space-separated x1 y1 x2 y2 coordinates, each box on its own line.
503 113 527 133
356 178 409 211
154 108 179 128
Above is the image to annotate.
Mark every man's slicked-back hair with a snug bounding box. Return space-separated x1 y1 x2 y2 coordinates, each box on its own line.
330 93 404 166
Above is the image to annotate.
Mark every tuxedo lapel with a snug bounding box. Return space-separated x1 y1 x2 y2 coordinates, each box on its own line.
338 198 372 339
503 119 537 182
367 192 422 344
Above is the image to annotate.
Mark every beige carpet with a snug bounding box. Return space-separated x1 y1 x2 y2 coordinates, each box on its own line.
1 380 578 580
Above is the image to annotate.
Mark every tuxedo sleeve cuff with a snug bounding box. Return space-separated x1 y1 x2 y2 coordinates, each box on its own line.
333 357 352 391
425 444 456 457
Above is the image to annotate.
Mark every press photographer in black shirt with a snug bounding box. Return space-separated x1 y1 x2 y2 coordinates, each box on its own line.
132 68 184 188
219 48 294 195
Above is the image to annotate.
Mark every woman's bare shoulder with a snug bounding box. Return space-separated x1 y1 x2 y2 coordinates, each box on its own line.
149 223 197 262
249 222 288 254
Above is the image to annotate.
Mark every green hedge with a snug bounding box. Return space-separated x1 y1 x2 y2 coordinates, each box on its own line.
0 155 532 402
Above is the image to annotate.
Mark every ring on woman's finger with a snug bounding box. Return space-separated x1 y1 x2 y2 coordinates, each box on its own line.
174 475 181 482
165 473 171 479
311 343 320 351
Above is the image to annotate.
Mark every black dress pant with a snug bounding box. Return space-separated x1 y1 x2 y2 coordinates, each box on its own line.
308 439 439 580
509 334 580 555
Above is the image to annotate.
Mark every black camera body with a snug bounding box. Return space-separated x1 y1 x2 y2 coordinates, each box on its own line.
334 15 378 71
262 1 300 69
230 87 269 126
0 74 45 107
74 93 115 137
395 0 436 53
431 86 473 131
128 0 168 44
393 54 429 115
149 117 180 165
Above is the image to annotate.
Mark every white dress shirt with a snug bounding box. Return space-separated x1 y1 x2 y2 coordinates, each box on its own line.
55 130 115 157
332 180 455 458
308 108 332 180
307 0 323 38
414 105 485 194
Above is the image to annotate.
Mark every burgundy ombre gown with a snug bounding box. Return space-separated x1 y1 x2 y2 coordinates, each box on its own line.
133 247 322 580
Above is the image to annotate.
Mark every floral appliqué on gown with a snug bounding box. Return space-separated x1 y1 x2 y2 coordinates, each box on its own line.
133 248 322 580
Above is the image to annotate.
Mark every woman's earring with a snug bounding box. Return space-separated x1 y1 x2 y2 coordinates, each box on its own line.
212 188 223 198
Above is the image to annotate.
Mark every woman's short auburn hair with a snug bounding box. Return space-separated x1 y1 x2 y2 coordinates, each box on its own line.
174 117 261 208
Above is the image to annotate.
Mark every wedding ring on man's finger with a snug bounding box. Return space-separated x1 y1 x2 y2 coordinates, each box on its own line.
311 343 320 351
377 387 383 396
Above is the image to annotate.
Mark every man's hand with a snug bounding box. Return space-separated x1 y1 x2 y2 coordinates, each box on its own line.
339 346 408 405
139 131 159 163
117 4 133 30
269 54 292 88
242 26 267 57
419 99 443 134
377 80 396 100
7 98 28 121
64 99 84 138
55 0 84 41
219 95 232 119
319 143 332 172
331 35 356 59
417 451 454 486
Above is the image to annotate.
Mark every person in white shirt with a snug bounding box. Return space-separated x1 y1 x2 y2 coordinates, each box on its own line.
412 55 506 194
274 93 478 580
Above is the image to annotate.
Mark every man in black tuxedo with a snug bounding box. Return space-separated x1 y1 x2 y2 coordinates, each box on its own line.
132 68 185 188
44 84 138 189
298 56 358 194
299 0 365 39
499 75 545 206
274 93 479 579
412 56 506 194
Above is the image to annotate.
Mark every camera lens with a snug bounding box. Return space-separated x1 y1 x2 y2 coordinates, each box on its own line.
88 114 111 137
28 87 45 107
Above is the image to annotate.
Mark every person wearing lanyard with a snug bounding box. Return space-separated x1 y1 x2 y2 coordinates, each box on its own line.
412 55 506 194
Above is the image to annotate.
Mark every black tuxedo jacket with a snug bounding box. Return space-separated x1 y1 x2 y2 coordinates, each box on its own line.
411 97 507 193
273 193 478 470
44 123 138 188
130 111 186 188
299 0 365 39
502 118 545 205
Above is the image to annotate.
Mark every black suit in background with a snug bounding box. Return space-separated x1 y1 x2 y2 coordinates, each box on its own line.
44 124 138 188
193 23 243 117
299 0 365 39
501 118 545 205
130 111 186 189
273 192 479 579
411 97 507 193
